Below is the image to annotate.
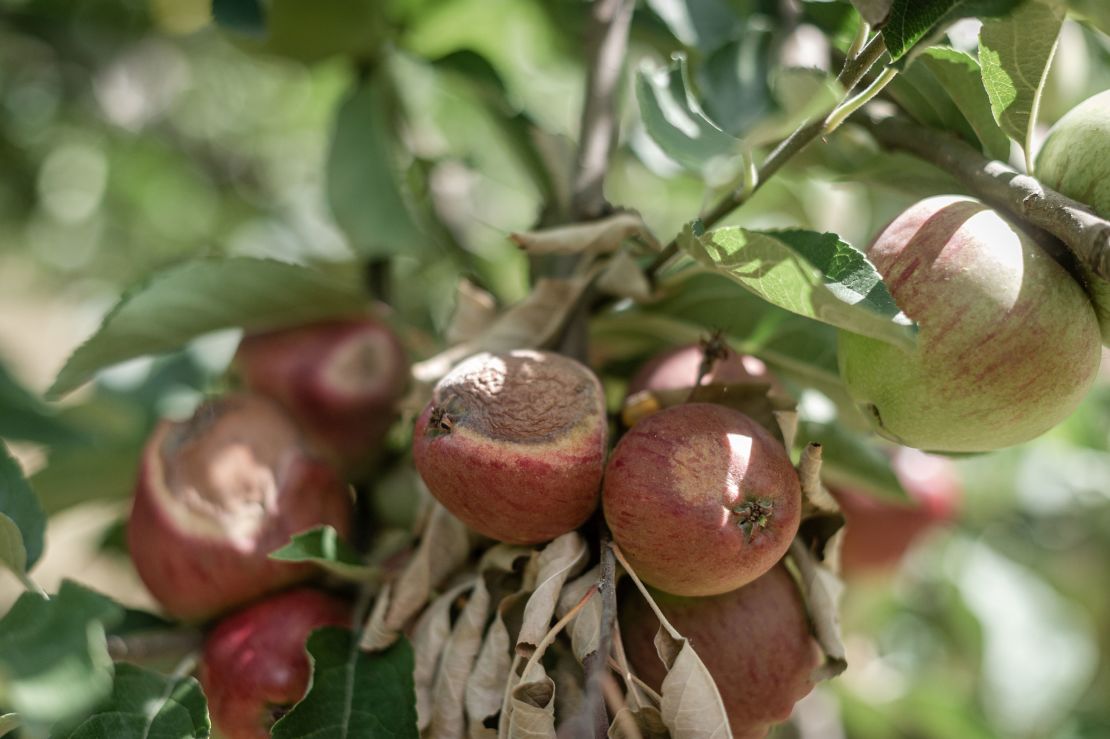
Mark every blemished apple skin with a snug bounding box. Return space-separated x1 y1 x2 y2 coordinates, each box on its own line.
837 195 1101 452
127 395 354 621
412 350 608 546
603 403 801 597
234 316 409 472
1036 90 1110 345
830 447 961 575
620 563 822 739
626 343 774 396
199 588 352 739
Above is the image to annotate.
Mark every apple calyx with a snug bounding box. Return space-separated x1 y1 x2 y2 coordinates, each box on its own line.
733 497 776 541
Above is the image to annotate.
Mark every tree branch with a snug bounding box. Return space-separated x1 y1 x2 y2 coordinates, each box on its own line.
647 32 890 279
859 113 1110 281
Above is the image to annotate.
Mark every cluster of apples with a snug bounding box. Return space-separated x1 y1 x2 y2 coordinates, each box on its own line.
125 316 409 739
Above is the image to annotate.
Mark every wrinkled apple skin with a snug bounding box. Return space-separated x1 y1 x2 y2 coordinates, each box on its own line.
627 343 774 397
1036 90 1110 345
234 316 409 472
127 395 354 621
838 196 1101 452
604 403 801 596
412 350 608 546
199 588 352 739
620 564 822 738
830 447 961 575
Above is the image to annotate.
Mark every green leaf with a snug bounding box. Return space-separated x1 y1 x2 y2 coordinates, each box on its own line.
0 582 123 725
269 526 379 582
31 438 144 516
798 420 908 502
1067 0 1110 35
327 71 429 259
644 0 738 52
918 47 1012 160
60 663 209 739
680 226 918 351
695 23 775 137
0 714 18 738
635 55 749 184
211 0 266 36
0 442 45 574
881 0 1025 62
47 257 367 400
979 0 1065 170
0 363 84 447
271 629 417 738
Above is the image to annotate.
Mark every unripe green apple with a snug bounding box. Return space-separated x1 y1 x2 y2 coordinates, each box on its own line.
604 403 801 597
838 195 1101 452
199 588 351 739
127 395 354 621
1036 90 1110 345
233 316 409 473
619 564 822 738
412 350 608 545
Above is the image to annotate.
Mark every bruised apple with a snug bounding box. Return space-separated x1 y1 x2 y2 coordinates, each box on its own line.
234 316 409 472
199 588 352 739
620 564 822 738
412 350 608 545
604 403 801 596
127 395 354 621
830 447 961 575
838 196 1100 452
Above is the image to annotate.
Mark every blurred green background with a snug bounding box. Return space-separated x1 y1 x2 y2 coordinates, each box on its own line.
0 0 1108 736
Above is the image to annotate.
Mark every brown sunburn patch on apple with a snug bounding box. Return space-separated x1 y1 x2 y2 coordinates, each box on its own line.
151 396 301 542
431 351 602 444
319 329 396 399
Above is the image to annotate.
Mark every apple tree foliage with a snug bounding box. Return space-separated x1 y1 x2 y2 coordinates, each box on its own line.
0 0 1108 736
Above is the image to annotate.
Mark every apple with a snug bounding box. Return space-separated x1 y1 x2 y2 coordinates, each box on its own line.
412 349 608 545
619 563 822 738
199 588 351 739
626 342 774 397
233 316 409 473
837 195 1101 452
830 447 961 575
127 394 354 621
1035 90 1110 345
603 403 801 597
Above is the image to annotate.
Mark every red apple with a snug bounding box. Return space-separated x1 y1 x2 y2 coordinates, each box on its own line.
627 342 774 397
234 316 409 472
620 563 822 738
127 394 354 621
199 588 352 739
604 403 801 596
830 447 961 575
412 349 608 545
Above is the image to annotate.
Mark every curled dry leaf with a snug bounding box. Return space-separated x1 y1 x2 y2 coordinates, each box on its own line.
447 279 498 345
774 409 798 452
412 579 478 730
508 661 558 739
467 591 528 739
798 442 838 516
430 576 494 739
510 212 662 256
407 275 598 414
517 532 589 655
361 503 472 651
597 250 654 301
788 539 847 681
608 706 670 739
556 564 604 664
611 544 732 739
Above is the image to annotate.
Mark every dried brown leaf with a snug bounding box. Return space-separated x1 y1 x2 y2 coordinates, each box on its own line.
555 565 604 663
788 540 847 681
362 503 471 650
508 662 558 739
467 588 529 736
608 706 670 739
798 443 838 515
428 577 493 739
597 250 653 301
510 212 661 256
516 532 589 655
447 279 498 345
412 579 476 730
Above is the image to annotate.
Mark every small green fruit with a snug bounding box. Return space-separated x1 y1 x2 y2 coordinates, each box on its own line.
1036 90 1110 345
838 195 1101 452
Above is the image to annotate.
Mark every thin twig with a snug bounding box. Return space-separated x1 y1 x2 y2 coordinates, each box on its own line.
107 628 203 662
859 113 1110 281
646 33 890 280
